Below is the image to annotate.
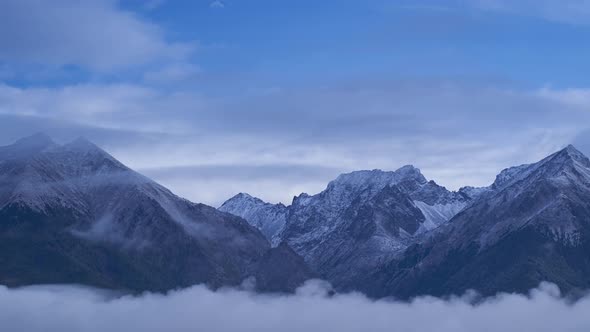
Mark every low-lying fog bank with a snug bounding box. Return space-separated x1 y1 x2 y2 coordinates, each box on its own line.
1 280 589 331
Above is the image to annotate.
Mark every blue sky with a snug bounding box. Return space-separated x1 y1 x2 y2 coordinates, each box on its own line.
1 0 590 205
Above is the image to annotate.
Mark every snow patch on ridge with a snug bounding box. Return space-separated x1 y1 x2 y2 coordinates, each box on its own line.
414 200 467 233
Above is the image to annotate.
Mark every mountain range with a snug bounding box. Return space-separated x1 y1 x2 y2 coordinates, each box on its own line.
221 144 590 298
2 133 590 299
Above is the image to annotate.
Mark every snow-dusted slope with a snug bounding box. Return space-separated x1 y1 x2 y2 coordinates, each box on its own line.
0 133 57 160
222 167 471 254
220 165 473 286
364 144 590 299
413 200 467 231
0 134 312 292
473 144 590 246
6 134 590 299
219 193 287 246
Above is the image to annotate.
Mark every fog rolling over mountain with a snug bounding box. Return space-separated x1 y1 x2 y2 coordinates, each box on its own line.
221 145 590 298
0 134 311 292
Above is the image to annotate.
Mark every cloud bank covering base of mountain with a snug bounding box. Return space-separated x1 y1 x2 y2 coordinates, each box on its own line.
1 280 589 331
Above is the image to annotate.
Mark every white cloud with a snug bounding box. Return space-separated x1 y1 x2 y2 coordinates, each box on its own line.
0 0 195 71
537 87 590 108
0 83 200 133
0 281 589 331
143 63 202 83
210 0 225 9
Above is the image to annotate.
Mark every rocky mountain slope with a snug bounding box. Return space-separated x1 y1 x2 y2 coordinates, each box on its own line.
6 133 590 299
220 193 288 246
220 165 474 287
220 145 590 298
0 133 312 293
362 145 590 298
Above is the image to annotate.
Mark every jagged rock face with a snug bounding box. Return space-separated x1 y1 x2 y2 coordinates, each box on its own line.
219 145 590 298
363 145 590 299
283 167 427 249
300 185 428 288
283 168 471 288
0 134 312 293
220 165 471 288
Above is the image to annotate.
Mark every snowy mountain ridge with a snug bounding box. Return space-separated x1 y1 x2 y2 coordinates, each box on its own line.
362 144 590 299
221 165 473 247
219 144 590 294
219 163 476 286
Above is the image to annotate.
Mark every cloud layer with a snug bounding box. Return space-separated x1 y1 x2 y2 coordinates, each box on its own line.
1 281 589 331
0 80 588 205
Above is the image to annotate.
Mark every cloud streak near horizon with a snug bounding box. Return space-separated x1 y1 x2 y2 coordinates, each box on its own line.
1 281 589 331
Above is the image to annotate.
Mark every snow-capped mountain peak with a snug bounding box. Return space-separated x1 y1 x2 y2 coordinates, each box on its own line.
227 192 266 205
64 136 99 150
56 137 131 176
491 144 590 193
0 135 143 215
222 192 289 209
396 165 428 183
550 144 590 169
317 167 430 216
0 134 313 293
491 164 531 191
327 166 427 192
562 143 587 158
220 163 472 281
13 132 55 147
61 136 116 159
219 192 288 246
365 145 590 299
0 133 57 160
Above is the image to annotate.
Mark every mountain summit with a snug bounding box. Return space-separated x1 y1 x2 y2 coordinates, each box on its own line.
220 193 288 246
0 134 312 292
361 144 590 298
0 133 57 160
220 164 471 289
221 144 590 298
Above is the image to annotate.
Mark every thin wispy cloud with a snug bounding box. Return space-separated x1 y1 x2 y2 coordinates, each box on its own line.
143 62 202 83
472 0 590 25
210 0 225 9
